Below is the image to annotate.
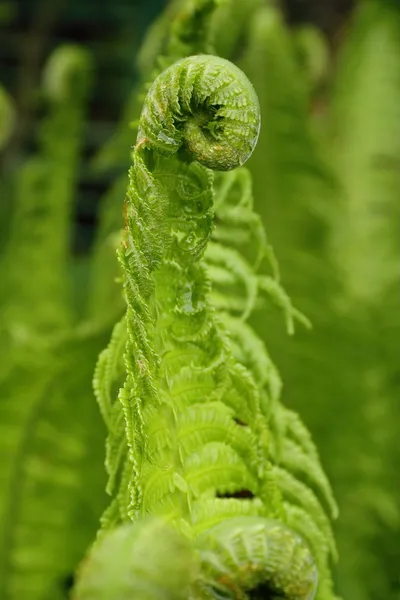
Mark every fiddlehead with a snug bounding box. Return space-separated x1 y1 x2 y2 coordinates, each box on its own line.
87 1 224 325
195 516 318 600
75 516 318 600
135 54 260 170
110 54 270 524
93 54 338 600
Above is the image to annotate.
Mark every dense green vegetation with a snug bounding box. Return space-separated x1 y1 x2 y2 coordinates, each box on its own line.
0 1 398 599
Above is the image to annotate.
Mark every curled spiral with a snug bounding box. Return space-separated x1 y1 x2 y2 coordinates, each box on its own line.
136 55 261 171
195 516 318 600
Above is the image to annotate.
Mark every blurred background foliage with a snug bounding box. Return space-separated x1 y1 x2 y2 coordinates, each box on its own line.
0 1 398 600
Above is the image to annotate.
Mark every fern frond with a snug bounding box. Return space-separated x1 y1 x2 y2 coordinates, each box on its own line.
323 2 400 597
206 164 337 600
93 317 128 498
185 442 259 498
328 0 400 307
273 466 336 561
239 4 336 292
1 45 93 333
91 52 338 600
292 25 330 102
209 0 264 60
87 0 224 326
0 329 108 600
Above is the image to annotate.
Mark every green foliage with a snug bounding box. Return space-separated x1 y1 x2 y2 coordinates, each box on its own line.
86 0 223 326
0 1 399 599
233 3 400 600
196 516 318 600
1 45 93 333
73 517 198 600
328 0 400 307
88 52 338 600
326 3 400 598
0 46 108 600
0 85 14 150
0 329 108 600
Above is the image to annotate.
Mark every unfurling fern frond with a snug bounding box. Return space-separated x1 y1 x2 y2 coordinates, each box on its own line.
75 516 319 600
87 0 223 326
196 516 318 600
89 54 338 600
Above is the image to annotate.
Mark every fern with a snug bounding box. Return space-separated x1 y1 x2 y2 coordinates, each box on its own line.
86 0 224 326
238 4 336 289
232 3 400 600
0 46 109 600
0 327 108 600
2 2 396 599
1 45 93 334
325 1 400 598
328 0 400 307
291 25 330 106
204 165 337 599
81 54 339 600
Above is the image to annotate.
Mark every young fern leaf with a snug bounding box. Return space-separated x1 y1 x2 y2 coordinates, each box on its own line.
92 54 338 600
87 0 223 326
195 516 318 600
92 0 220 175
114 54 264 522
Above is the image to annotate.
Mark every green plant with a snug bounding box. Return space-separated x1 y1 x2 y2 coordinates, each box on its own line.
0 45 108 600
236 3 400 600
1 1 398 598
76 54 338 600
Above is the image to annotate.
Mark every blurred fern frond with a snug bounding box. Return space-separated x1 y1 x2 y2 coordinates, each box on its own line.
1 45 93 334
0 45 108 600
234 3 400 600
